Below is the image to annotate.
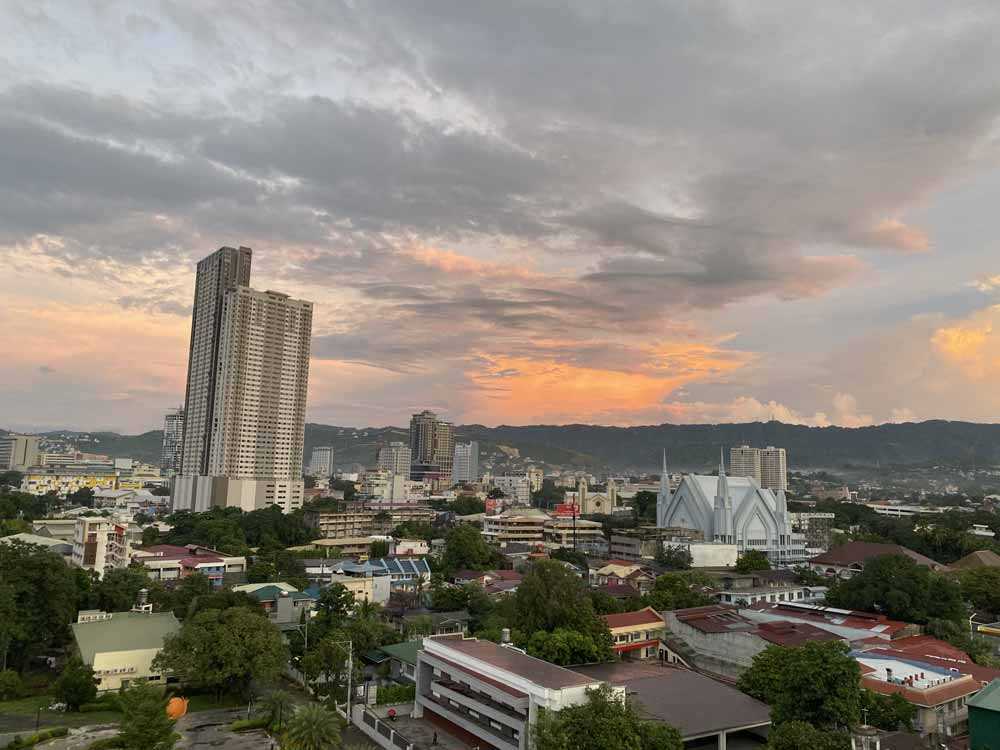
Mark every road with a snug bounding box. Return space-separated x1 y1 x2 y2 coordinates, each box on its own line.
175 708 274 750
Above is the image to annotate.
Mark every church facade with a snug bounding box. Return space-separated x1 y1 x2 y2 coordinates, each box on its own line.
656 452 807 565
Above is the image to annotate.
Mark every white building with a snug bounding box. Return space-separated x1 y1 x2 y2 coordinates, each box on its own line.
491 474 530 504
173 247 313 514
452 441 479 484
376 442 412 477
729 445 761 483
0 434 41 472
728 445 787 492
160 407 184 474
308 446 334 478
657 451 806 565
72 516 132 578
360 469 407 502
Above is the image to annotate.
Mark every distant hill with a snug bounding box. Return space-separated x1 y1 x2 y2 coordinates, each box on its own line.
17 420 1000 472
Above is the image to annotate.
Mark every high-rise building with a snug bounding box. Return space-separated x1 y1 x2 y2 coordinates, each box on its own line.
760 446 788 492
308 446 334 478
729 445 762 484
173 247 313 514
0 434 41 472
160 407 185 473
408 410 454 481
452 441 479 484
376 441 411 477
527 466 544 494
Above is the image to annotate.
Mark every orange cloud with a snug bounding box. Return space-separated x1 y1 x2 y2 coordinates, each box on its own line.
931 307 1000 379
864 218 931 253
402 244 540 281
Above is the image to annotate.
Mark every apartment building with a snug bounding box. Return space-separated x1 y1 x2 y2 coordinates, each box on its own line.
0 434 41 472
21 467 118 496
72 517 132 578
132 544 246 587
491 474 531 504
452 441 479 484
376 441 412 477
603 607 666 660
542 517 605 551
409 410 454 481
160 407 184 473
413 635 605 750
303 506 437 539
482 509 547 547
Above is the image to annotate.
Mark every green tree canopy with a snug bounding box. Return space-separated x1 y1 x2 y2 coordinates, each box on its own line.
53 656 98 711
526 629 605 666
515 560 608 640
766 721 850 750
285 703 343 750
153 606 288 698
94 566 150 612
118 681 179 750
825 554 964 624
958 567 1000 614
316 584 356 622
734 549 771 573
441 524 498 573
532 684 682 750
641 572 715 612
737 641 862 728
655 544 692 570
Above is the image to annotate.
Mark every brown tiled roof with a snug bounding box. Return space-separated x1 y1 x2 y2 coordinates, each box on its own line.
809 541 941 569
596 583 641 599
429 636 597 690
603 607 663 630
947 549 1000 571
754 620 841 646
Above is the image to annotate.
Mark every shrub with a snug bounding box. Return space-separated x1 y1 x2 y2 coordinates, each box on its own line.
85 737 126 750
375 683 416 705
228 717 270 732
0 670 25 700
3 727 70 749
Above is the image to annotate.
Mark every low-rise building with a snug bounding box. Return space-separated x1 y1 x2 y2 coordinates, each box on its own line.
71 609 180 692
30 518 78 542
609 526 705 561
367 556 432 591
542 517 605 550
132 544 246 587
413 635 606 750
234 583 316 628
590 561 656 595
378 639 421 684
808 541 945 579
304 506 438 539
968 679 1000 750
393 538 430 556
741 601 916 643
22 467 119 496
603 607 666 660
483 509 548 547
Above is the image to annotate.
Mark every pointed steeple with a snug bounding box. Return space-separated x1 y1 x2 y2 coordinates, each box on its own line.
715 447 732 543
716 447 730 507
775 488 788 515
659 449 670 498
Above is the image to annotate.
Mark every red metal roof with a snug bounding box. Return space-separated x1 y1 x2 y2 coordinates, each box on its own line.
861 673 981 707
754 620 841 646
603 607 664 630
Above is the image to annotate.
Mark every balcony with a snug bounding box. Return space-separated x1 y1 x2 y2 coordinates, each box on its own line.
419 692 521 750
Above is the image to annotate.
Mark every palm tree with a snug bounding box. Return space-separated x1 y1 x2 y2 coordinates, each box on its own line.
284 703 343 750
262 689 294 731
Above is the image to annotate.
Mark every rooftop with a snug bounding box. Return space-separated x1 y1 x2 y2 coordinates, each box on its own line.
571 661 770 738
809 541 942 570
72 611 180 664
379 639 421 667
947 549 1000 571
967 678 1000 711
754 620 842 646
603 607 664 630
427 636 597 690
670 604 756 634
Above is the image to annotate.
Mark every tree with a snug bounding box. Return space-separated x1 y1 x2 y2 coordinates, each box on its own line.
118 681 179 750
170 573 213 618
631 491 658 523
66 487 95 507
263 688 295 732
450 496 486 516
368 539 390 558
737 641 861 728
655 544 692 570
825 555 964 624
641 572 714 612
0 470 24 488
526 629 605 666
551 547 589 571
959 567 1000 614
284 703 343 750
141 526 160 547
532 684 682 750
0 540 78 671
94 567 150 612
515 560 607 637
441 525 497 573
246 561 278 583
861 689 916 732
734 549 771 573
316 584 356 622
0 669 25 700
766 722 850 750
53 657 98 710
153 606 288 699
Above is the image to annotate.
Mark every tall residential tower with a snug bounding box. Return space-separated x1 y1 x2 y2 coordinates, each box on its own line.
160 407 185 474
173 247 313 514
452 441 479 484
409 410 454 481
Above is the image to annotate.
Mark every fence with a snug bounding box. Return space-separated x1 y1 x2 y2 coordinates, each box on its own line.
353 704 415 750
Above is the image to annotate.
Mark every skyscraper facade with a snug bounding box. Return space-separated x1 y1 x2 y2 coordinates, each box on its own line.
408 410 454 481
729 445 762 483
376 441 412 477
308 446 334 478
0 434 41 472
160 407 185 473
173 247 313 514
452 441 479 484
760 446 788 492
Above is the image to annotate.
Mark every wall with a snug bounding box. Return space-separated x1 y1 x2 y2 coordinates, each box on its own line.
91 648 163 692
663 614 765 679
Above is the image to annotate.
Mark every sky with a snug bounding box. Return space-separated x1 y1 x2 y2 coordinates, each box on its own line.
4 1 1000 433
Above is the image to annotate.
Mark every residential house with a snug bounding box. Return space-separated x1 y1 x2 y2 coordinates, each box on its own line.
233 583 316 628
71 609 180 692
367 557 432 592
603 607 666 660
378 640 421 684
132 544 246 587
398 610 470 638
968 679 1000 750
590 561 655 595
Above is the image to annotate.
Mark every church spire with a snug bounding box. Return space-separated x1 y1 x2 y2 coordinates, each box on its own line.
659 449 670 497
715 447 732 543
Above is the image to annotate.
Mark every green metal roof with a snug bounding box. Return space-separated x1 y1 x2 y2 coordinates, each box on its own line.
969 679 1000 712
246 585 313 602
72 612 180 664
378 639 421 667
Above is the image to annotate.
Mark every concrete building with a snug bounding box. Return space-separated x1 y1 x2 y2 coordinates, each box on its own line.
236 583 316 628
132 543 246 587
413 635 605 750
527 467 544 494
482 508 548 547
21 467 119 496
376 441 412 477
0 434 41 472
729 445 761 484
968 679 1000 750
759 447 788 492
173 246 313 514
160 407 184 473
303 506 437 539
72 516 132 578
359 469 406 502
452 441 479 484
543 517 605 551
609 526 705 561
72 609 180 692
491 474 531 504
307 446 334 478
657 452 805 565
409 410 454 482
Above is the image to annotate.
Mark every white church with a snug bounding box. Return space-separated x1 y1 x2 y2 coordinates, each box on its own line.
656 450 808 566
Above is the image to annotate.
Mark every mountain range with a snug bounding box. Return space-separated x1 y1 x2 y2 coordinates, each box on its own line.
10 420 1000 473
